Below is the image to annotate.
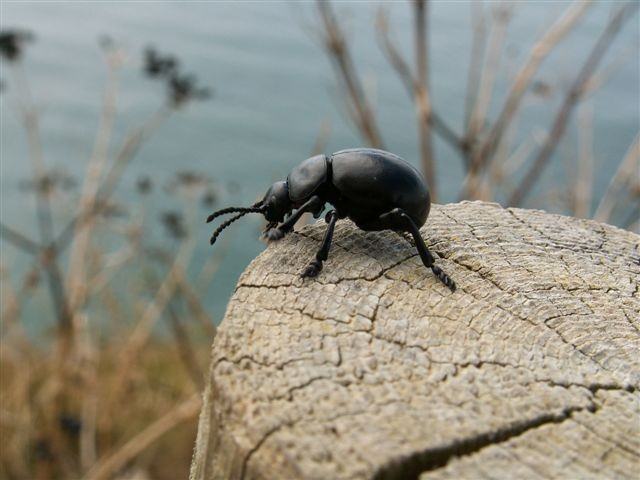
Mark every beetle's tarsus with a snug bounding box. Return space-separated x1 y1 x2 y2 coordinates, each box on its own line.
265 228 286 242
300 259 322 278
432 265 456 292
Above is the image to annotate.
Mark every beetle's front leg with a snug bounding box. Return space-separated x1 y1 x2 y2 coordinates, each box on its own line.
301 210 338 278
264 195 324 242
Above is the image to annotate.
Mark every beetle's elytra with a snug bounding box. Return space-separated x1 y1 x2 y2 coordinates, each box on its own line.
206 148 456 292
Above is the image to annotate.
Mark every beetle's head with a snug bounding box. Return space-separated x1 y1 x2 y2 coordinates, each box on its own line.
261 180 292 223
205 180 292 246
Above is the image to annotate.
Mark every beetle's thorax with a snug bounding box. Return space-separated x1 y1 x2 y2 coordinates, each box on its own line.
287 154 330 204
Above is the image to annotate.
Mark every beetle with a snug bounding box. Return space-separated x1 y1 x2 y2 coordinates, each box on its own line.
206 148 456 291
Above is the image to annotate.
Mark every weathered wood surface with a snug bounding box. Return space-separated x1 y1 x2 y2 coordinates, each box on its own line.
191 201 640 480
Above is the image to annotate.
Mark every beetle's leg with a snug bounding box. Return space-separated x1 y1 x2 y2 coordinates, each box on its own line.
265 195 324 242
379 208 456 292
301 210 338 278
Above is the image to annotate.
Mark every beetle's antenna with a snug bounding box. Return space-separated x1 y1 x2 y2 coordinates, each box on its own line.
209 204 267 245
206 201 264 223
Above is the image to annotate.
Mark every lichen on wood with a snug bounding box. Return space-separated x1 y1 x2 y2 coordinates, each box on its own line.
190 201 639 480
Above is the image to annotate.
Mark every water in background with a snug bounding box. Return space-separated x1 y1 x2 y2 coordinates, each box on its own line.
1 1 638 325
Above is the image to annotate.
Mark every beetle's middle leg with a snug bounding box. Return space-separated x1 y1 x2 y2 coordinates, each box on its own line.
377 208 456 292
301 210 338 278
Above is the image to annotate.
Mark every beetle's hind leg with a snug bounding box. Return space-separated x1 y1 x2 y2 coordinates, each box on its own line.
301 210 338 278
378 208 456 292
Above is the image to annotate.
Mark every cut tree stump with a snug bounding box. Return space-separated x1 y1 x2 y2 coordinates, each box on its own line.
190 201 639 480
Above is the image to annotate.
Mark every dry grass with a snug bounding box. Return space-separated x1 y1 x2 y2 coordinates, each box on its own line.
0 338 206 480
1 39 214 479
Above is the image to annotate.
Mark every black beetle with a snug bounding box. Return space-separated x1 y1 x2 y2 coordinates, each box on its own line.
207 148 455 291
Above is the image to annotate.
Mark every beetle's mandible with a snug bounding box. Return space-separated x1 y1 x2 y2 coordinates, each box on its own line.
206 148 456 291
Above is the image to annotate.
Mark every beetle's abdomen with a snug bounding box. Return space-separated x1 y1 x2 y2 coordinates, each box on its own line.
331 148 430 226
287 154 328 203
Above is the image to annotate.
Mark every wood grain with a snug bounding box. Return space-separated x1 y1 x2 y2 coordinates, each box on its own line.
191 201 639 480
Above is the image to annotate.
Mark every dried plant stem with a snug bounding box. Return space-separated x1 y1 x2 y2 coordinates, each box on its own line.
375 9 465 174
464 0 487 136
11 63 73 336
143 255 205 389
195 242 226 292
621 205 640 232
86 242 138 295
462 0 592 199
480 107 522 201
494 127 546 189
574 103 594 218
0 263 40 333
413 0 436 199
509 2 639 206
174 267 216 339
78 313 99 471
582 43 639 97
593 132 640 223
317 0 384 148
82 394 201 480
113 232 197 399
54 106 171 253
63 60 119 471
0 269 29 341
166 301 204 389
0 223 40 254
67 60 119 321
466 3 512 143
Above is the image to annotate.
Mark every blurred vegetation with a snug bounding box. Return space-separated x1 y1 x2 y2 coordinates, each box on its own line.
1 32 216 480
1 1 639 479
314 0 639 228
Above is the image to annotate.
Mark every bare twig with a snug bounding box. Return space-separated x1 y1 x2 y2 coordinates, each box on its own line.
142 263 204 389
113 222 197 399
66 57 120 472
593 132 640 223
573 103 594 218
54 106 170 253
621 204 640 232
464 1 487 135
413 0 436 199
466 2 512 143
175 269 216 340
67 55 120 320
375 9 465 162
166 301 204 389
11 63 73 335
582 43 639 97
78 313 98 471
461 0 592 199
509 2 639 206
495 127 546 186
0 262 40 333
82 394 201 480
316 0 384 148
479 106 523 201
0 223 40 254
